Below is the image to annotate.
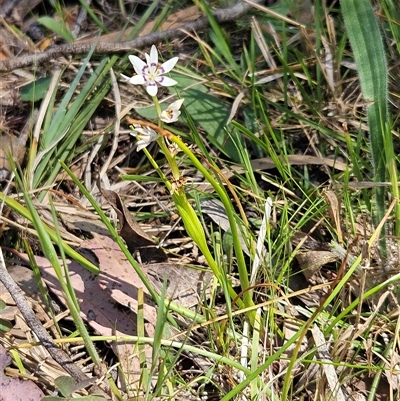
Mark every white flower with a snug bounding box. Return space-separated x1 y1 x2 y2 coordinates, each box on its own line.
160 98 185 123
121 45 179 97
130 125 159 151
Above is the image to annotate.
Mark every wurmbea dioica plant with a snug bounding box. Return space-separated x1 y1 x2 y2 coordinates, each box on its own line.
121 45 255 320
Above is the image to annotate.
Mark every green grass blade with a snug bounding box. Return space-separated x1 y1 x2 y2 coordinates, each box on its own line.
34 56 115 191
340 0 389 254
37 16 75 43
0 192 99 274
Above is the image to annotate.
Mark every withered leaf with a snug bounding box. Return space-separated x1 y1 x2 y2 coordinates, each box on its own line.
296 250 337 281
100 188 167 263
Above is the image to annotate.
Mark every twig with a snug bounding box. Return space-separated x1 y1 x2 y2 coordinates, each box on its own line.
0 0 261 72
71 0 91 40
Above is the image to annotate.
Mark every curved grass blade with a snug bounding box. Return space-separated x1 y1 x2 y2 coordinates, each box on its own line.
340 0 389 255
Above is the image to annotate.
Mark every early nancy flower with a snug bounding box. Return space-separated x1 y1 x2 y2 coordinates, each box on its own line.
121 45 178 97
160 98 185 123
130 125 159 151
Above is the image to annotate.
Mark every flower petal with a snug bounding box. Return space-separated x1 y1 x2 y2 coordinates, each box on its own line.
123 47 179 97
156 76 178 87
130 126 159 151
129 75 147 85
146 82 158 96
160 98 184 123
169 98 185 110
160 57 179 74
149 45 159 66
145 52 151 66
130 127 146 137
120 73 131 81
136 140 148 151
128 55 147 75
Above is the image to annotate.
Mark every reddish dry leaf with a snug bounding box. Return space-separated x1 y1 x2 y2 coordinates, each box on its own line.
0 344 45 401
16 233 213 386
19 239 156 384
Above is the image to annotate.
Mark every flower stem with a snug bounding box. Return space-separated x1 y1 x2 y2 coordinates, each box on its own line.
168 135 254 315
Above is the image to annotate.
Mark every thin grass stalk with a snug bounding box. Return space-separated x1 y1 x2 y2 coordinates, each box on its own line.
137 288 150 391
383 122 400 238
24 239 60 331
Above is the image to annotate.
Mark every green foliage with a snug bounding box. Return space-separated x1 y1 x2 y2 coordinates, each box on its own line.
0 300 13 333
341 0 390 254
20 76 52 102
37 16 75 42
25 49 117 195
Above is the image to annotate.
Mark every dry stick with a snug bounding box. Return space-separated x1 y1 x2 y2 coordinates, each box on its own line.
0 0 262 72
0 249 106 394
71 0 91 40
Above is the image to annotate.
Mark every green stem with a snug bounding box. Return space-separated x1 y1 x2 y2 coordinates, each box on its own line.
169 135 254 312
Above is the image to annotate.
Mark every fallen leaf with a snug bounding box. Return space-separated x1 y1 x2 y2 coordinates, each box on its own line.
145 263 213 308
0 344 45 401
17 246 154 385
18 233 212 386
100 188 167 263
296 250 337 281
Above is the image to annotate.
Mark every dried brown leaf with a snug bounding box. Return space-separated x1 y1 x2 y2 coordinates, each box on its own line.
19 242 155 382
100 188 167 264
296 250 337 281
